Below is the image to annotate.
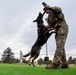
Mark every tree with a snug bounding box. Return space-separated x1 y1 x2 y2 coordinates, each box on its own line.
14 58 20 63
1 47 15 63
37 58 44 65
68 56 72 64
72 58 76 64
22 58 28 64
68 56 76 64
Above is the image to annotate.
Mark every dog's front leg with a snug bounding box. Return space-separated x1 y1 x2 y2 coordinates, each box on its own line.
32 58 35 67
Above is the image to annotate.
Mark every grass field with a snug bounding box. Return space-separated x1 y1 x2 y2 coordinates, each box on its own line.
0 64 76 75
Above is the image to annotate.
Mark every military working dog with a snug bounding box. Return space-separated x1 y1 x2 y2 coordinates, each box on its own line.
23 12 55 67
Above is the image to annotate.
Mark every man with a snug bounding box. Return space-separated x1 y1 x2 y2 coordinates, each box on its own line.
42 2 69 69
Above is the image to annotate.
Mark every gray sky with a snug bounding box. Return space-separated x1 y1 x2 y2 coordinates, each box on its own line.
0 0 76 59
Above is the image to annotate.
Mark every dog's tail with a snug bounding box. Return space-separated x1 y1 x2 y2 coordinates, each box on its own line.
23 52 30 57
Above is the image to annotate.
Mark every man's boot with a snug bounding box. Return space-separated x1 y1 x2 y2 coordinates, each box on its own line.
45 63 60 69
61 62 69 68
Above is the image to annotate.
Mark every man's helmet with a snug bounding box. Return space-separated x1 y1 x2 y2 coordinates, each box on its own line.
54 6 62 13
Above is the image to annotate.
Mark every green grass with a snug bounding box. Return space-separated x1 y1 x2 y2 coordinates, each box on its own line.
0 64 76 75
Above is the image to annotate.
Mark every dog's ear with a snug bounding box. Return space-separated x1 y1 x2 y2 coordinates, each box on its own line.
39 12 41 15
39 12 43 18
39 12 43 16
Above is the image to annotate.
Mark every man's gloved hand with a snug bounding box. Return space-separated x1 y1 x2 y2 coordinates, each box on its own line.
49 29 56 34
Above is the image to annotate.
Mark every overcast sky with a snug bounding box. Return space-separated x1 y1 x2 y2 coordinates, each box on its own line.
0 0 76 59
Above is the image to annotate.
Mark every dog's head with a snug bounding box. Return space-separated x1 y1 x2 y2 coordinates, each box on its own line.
33 12 43 23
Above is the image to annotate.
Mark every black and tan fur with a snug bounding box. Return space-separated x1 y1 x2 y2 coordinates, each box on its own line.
23 12 55 67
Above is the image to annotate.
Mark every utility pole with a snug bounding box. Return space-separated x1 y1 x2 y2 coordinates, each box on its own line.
44 42 49 62
20 50 23 64
46 42 48 57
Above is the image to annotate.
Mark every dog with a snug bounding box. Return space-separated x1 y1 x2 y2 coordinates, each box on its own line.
23 12 56 67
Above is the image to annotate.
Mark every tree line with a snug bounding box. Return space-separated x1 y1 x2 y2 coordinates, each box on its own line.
0 47 76 65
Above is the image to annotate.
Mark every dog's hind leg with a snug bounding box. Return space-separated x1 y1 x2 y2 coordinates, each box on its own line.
28 56 32 66
32 50 40 67
32 57 37 67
